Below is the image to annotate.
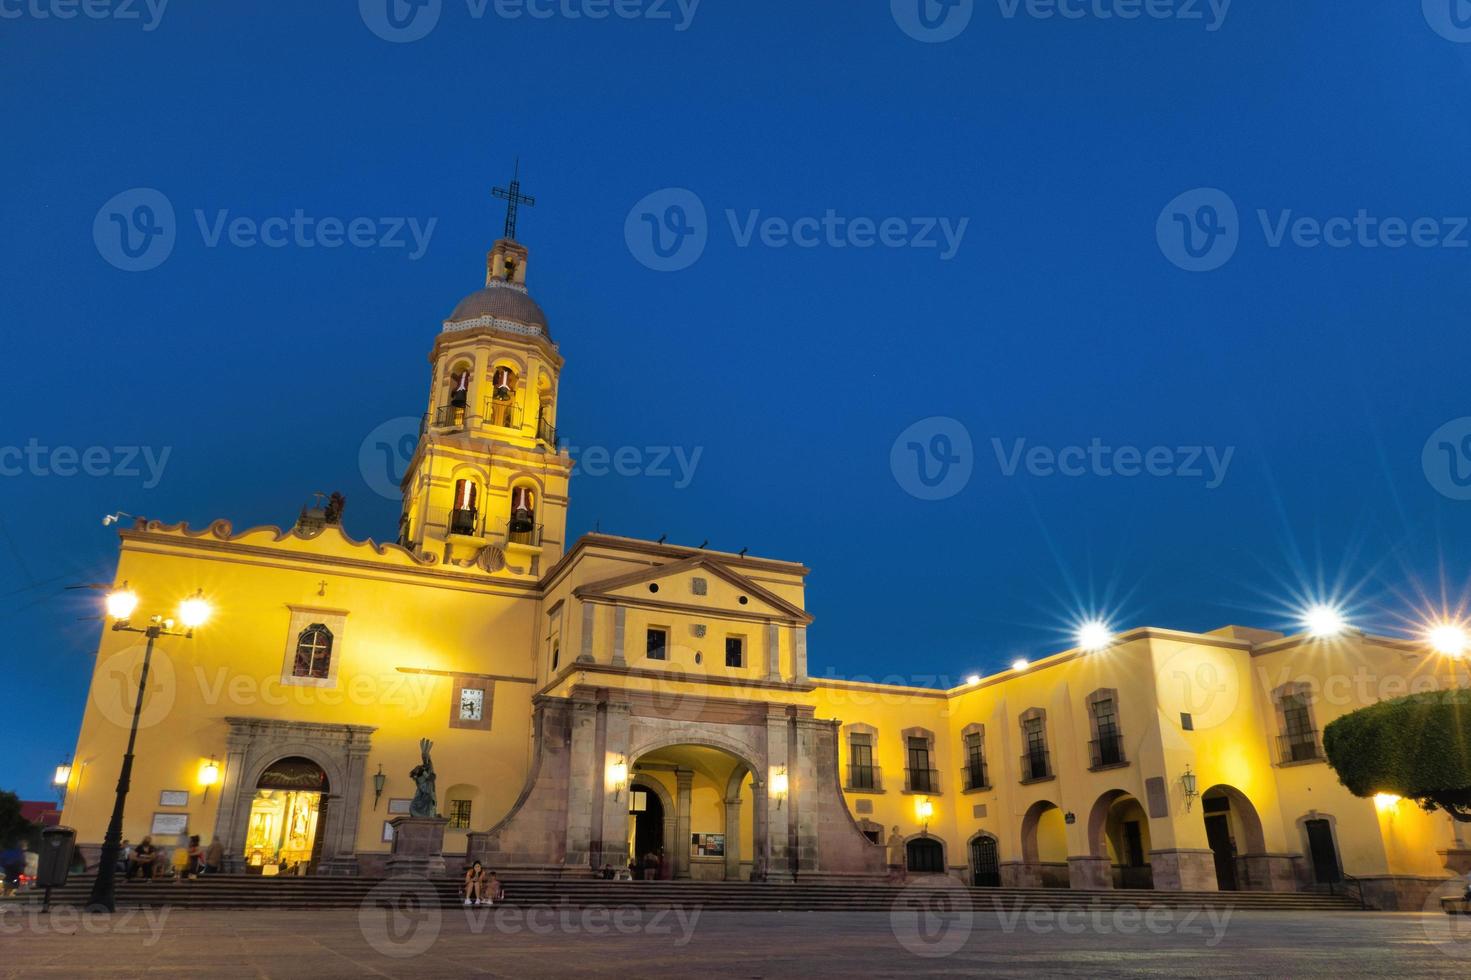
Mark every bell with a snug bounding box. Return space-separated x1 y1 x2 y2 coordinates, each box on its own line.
450 372 470 408
510 508 534 533
492 367 514 401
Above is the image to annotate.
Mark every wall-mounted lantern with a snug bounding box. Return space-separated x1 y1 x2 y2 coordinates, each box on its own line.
771 767 789 809
917 797 934 834
1182 764 1199 812
609 756 629 802
199 757 220 803
53 762 71 804
373 764 387 810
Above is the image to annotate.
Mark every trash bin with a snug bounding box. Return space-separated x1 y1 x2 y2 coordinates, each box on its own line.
37 826 76 890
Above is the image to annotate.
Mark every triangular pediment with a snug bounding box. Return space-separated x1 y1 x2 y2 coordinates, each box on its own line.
572 555 811 624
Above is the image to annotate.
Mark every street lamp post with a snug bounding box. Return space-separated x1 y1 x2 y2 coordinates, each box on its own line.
86 585 210 913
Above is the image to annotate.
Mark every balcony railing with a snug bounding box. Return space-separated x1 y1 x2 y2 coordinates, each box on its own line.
1278 731 1323 764
847 764 881 791
483 396 521 430
1021 749 1051 782
905 768 940 794
449 507 482 537
963 763 989 791
1090 733 1127 768
431 405 469 429
536 416 557 447
501 520 544 548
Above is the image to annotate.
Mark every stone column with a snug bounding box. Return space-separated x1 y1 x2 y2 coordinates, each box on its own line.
563 694 599 868
1150 849 1219 891
723 797 742 881
578 601 596 663
213 745 251 873
750 778 768 881
765 623 781 682
791 716 823 874
674 769 694 879
596 700 632 869
612 606 627 667
764 706 792 881
792 627 809 682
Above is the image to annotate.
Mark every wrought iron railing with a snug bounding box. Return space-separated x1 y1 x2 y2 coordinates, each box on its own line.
502 520 544 547
536 416 557 447
847 764 881 791
483 396 521 430
1021 749 1051 782
905 768 940 794
1090 733 1126 768
1278 732 1323 764
963 762 989 791
449 507 481 537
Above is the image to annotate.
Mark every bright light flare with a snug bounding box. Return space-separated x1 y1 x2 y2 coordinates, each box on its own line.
53 765 71 787
1011 658 1029 672
1429 623 1469 658
1373 792 1402 811
105 587 138 621
178 591 213 629
965 674 981 686
1303 603 1348 638
198 760 220 786
1077 620 1114 652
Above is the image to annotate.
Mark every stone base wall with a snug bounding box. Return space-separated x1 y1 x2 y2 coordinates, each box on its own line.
1238 853 1298 892
1149 849 1217 891
1067 855 1111 890
810 721 887 878
1356 874 1460 911
467 701 572 869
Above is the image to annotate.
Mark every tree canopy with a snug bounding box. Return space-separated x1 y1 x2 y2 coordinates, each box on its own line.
0 790 32 848
1323 689 1471 822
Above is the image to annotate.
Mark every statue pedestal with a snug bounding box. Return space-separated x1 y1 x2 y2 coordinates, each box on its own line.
387 817 448 877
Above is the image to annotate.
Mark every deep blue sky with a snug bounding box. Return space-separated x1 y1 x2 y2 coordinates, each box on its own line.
3 2 1471 797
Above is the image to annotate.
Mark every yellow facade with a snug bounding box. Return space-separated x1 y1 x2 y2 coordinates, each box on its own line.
58 232 1468 908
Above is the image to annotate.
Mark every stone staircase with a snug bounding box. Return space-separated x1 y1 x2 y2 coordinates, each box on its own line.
13 875 1364 913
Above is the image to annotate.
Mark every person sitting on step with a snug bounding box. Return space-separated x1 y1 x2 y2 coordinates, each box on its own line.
463 861 487 906
485 871 504 906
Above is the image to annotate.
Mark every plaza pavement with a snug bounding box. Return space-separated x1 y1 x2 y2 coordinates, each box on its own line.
2 904 1469 978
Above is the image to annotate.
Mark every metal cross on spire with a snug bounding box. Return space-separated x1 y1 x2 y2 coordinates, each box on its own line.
492 159 536 241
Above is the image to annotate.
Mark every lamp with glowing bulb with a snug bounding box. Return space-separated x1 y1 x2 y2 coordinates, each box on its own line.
1373 792 1402 812
199 757 220 803
1181 765 1199 812
373 764 387 810
965 674 981 686
917 798 934 834
87 583 214 913
1303 603 1348 638
1077 620 1114 653
1010 658 1029 672
609 757 629 802
770 767 789 810
54 762 71 804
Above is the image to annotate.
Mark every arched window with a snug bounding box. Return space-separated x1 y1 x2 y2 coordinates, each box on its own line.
451 479 479 535
906 837 945 873
508 485 538 544
487 366 519 428
293 624 333 679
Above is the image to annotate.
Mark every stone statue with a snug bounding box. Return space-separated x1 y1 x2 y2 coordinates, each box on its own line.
409 738 437 818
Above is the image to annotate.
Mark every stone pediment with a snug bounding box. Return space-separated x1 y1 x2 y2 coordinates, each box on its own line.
571 555 812 625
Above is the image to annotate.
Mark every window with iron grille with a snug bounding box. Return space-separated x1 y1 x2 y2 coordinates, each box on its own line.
1090 696 1124 766
907 736 935 792
1023 716 1049 779
293 624 333 679
963 732 987 790
448 799 472 831
1279 692 1320 762
849 734 877 789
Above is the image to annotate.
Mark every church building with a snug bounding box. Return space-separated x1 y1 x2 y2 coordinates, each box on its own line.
59 201 1469 911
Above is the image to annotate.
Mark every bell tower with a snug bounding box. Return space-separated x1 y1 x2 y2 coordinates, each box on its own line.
398 172 571 578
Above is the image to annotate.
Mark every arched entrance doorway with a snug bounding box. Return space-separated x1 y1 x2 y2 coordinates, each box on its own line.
906 836 945 873
629 778 669 879
1201 784 1266 891
630 743 757 881
969 833 1000 886
1020 800 1069 888
242 756 328 875
1085 790 1153 889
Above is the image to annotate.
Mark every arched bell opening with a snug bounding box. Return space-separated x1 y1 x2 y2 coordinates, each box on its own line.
507 484 539 546
486 364 520 429
450 478 481 536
